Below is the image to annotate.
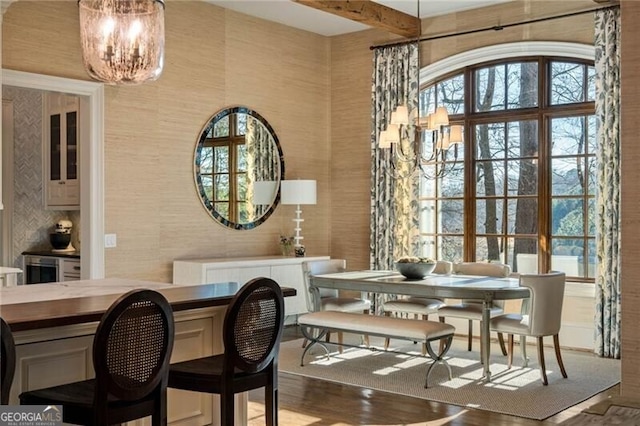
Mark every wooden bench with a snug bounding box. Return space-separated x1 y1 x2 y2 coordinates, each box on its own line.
298 311 456 388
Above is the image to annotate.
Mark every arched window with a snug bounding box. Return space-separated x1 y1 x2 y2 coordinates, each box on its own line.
419 56 595 281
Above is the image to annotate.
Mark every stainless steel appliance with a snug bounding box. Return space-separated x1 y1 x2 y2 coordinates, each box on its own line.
24 256 59 284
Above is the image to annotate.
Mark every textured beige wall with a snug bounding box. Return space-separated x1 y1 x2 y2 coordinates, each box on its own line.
329 0 596 270
419 1 596 66
2 1 330 282
620 0 640 397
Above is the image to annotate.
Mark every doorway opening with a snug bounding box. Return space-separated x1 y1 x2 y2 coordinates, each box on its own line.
2 70 105 279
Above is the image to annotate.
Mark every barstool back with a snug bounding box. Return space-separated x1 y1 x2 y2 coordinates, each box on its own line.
1 317 16 405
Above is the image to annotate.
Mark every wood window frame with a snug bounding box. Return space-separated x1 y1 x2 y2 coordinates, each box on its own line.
203 117 247 223
420 56 595 282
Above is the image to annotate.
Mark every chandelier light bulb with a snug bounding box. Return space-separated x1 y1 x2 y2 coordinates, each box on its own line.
129 19 142 41
101 16 115 37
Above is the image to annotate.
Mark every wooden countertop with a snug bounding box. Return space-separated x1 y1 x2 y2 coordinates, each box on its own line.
0 278 296 332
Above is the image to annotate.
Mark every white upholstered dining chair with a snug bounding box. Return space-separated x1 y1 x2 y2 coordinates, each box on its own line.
302 259 371 350
437 262 511 356
381 261 452 350
490 271 568 385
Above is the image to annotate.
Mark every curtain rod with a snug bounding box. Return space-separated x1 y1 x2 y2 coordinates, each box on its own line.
369 4 619 50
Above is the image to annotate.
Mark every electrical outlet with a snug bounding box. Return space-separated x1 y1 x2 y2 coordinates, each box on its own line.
104 234 117 248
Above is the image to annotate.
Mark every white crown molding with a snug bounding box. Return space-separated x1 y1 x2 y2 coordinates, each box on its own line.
2 69 105 279
1 0 16 15
420 41 595 84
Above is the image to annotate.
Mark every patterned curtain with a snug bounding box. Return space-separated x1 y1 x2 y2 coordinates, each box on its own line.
246 117 278 220
370 43 421 314
594 7 621 359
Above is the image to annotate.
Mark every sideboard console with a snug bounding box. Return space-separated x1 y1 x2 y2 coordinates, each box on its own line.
173 255 330 317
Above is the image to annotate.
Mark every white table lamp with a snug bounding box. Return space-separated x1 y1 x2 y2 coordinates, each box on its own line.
281 180 317 250
252 181 278 205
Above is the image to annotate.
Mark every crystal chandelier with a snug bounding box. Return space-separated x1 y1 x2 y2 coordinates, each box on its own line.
78 0 165 85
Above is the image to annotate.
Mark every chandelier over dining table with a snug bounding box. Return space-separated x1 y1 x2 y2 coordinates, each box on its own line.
375 0 463 180
378 102 464 179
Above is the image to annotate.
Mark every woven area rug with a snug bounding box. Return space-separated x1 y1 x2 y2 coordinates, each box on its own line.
278 337 620 420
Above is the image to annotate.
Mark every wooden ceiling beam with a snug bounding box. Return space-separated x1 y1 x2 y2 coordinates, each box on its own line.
293 0 421 38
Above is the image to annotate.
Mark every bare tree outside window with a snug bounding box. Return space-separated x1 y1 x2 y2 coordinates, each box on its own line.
512 62 539 270
418 58 595 280
475 65 500 261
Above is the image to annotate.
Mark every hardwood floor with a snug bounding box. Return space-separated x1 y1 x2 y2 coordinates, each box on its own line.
248 325 619 425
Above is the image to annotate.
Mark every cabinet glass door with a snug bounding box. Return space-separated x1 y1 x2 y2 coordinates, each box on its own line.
66 111 78 180
50 113 61 181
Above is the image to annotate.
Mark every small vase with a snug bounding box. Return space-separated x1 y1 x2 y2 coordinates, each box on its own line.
280 245 293 256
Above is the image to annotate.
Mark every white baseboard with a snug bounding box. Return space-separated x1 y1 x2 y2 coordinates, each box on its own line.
566 282 596 298
559 321 594 350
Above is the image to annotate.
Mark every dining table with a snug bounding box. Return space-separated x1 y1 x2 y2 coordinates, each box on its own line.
309 270 529 382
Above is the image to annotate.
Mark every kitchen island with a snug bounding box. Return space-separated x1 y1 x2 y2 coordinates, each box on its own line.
0 278 295 426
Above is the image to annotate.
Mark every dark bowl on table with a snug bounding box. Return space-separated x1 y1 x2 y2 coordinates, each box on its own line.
395 262 436 280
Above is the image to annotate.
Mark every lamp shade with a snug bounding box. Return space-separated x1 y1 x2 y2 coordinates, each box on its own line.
281 180 317 205
432 107 450 127
379 129 392 149
252 181 278 205
390 105 410 126
384 124 400 144
424 113 437 131
78 0 165 84
449 125 464 145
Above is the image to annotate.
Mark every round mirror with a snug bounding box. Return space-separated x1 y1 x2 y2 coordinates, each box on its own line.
194 106 284 230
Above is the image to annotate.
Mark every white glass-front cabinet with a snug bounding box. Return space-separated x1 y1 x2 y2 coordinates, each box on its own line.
44 93 80 210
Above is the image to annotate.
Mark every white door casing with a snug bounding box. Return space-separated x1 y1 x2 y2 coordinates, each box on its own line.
2 70 105 279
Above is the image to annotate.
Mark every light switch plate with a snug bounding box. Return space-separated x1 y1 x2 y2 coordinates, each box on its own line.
104 234 117 248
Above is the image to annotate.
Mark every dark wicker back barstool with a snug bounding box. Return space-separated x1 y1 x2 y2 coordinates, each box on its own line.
20 289 175 426
1 317 16 405
168 277 285 426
